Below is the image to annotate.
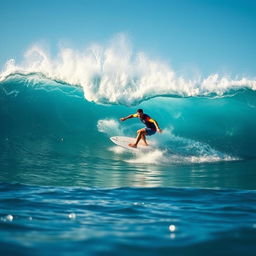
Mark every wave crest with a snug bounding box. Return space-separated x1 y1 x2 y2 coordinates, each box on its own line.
1 35 256 106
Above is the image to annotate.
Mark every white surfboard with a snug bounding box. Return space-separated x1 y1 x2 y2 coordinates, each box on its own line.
110 136 153 151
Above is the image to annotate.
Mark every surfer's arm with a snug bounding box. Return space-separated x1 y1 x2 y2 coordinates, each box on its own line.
148 118 162 133
120 114 137 121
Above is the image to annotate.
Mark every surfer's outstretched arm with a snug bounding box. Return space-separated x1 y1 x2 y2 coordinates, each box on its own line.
120 114 136 122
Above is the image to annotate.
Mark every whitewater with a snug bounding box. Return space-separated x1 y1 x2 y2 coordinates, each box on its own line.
1 37 256 256
1 35 256 106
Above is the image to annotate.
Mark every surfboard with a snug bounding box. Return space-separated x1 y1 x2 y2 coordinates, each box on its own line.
110 136 153 151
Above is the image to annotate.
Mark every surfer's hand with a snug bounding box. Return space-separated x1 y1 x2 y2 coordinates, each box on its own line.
120 117 125 121
157 128 162 133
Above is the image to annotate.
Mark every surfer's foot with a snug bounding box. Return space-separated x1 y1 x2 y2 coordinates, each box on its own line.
128 143 137 148
141 142 149 146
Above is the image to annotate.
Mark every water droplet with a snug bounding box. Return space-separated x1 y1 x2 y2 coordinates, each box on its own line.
6 215 13 221
68 213 76 219
169 224 176 232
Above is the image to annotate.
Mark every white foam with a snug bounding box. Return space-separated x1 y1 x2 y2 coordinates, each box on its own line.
126 149 165 164
1 34 256 106
108 146 126 154
125 129 237 165
97 119 123 136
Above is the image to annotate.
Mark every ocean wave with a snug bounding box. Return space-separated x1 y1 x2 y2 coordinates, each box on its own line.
1 35 256 106
1 76 256 160
1 36 256 162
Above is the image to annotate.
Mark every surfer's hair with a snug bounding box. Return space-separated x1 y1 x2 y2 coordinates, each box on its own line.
137 109 143 113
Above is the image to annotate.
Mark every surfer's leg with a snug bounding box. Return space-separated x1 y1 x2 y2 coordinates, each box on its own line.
141 128 155 146
141 133 148 146
129 129 146 148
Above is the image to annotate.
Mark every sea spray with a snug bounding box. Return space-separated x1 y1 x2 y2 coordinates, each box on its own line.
1 35 256 106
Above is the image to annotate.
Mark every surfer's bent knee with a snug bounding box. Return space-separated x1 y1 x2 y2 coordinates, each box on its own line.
137 128 146 134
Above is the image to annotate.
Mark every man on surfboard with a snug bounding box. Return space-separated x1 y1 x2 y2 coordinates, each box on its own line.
120 109 162 148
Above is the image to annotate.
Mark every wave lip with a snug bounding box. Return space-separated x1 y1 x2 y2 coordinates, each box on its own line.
1 36 256 106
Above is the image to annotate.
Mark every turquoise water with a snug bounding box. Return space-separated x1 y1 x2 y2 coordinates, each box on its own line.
1 73 256 255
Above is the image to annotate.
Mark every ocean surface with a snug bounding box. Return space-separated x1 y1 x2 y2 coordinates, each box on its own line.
1 45 256 255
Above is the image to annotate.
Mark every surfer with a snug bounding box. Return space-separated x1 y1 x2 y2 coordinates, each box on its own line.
120 109 162 148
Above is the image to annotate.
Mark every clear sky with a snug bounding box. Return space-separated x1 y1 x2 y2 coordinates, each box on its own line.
1 0 256 77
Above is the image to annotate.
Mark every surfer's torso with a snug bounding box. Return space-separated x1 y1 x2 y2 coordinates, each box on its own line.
133 113 156 130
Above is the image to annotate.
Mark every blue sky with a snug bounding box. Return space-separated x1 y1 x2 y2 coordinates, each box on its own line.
1 0 256 76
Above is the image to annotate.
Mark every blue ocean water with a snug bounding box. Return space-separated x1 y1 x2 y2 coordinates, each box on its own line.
1 72 256 255
0 184 256 256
